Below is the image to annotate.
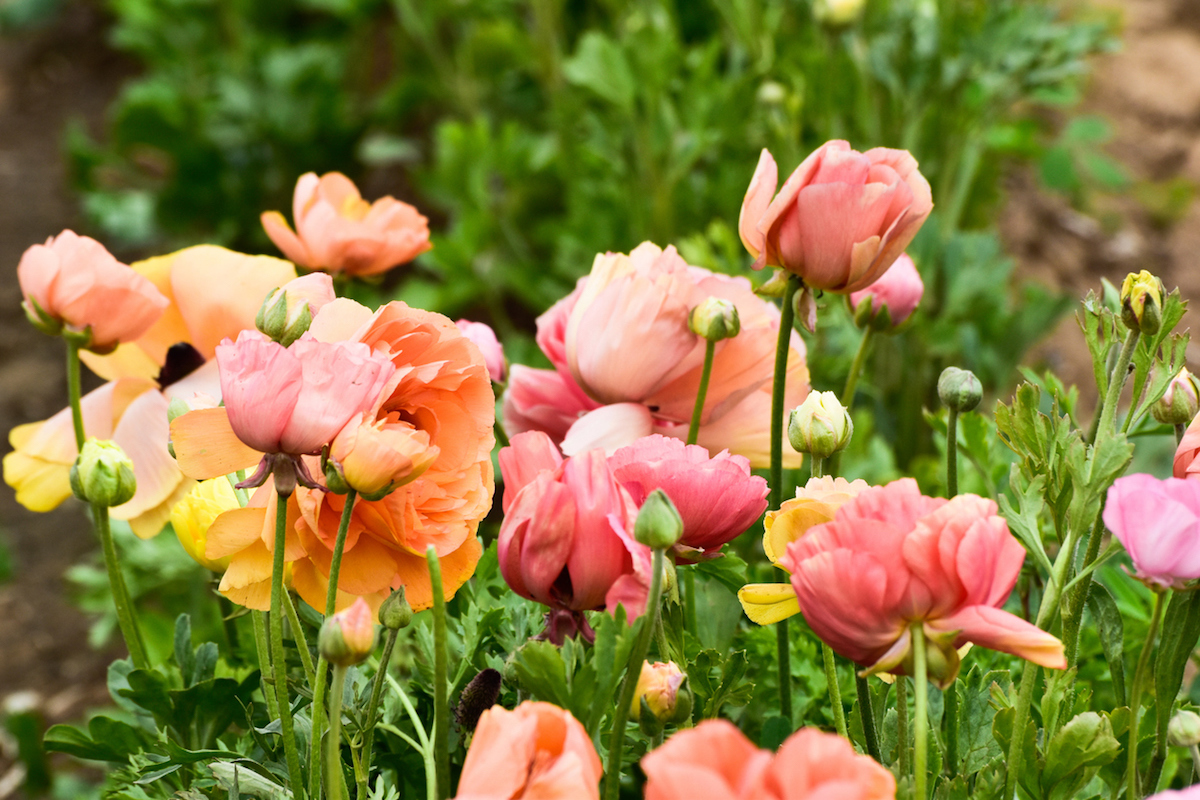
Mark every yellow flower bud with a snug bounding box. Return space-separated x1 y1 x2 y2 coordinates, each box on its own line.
631 661 691 726
169 479 239 572
1120 270 1164 335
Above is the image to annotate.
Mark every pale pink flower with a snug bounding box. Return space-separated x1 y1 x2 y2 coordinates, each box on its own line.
456 319 506 384
1104 474 1200 588
848 253 924 327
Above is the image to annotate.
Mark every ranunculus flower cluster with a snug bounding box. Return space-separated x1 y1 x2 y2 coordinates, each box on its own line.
1104 473 1200 589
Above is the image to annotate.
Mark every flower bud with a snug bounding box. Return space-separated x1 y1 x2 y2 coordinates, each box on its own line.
787 391 852 459
1169 710 1200 747
169 479 239 572
325 413 438 500
70 439 137 507
1120 270 1164 336
454 668 502 733
938 367 983 413
631 662 692 734
318 597 378 667
848 254 923 332
688 298 741 342
634 489 684 550
378 587 413 631
813 0 866 26
1153 369 1200 426
455 320 507 385
255 273 335 347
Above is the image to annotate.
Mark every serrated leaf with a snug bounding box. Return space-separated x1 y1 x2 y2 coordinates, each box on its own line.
209 761 292 798
999 470 1053 575
1042 712 1120 789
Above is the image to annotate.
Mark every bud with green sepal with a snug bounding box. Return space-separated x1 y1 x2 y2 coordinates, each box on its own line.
319 597 378 667
255 273 335 347
1120 270 1164 336
70 439 137 507
378 587 413 631
1170 710 1200 747
688 298 740 342
22 295 63 338
1153 368 1200 426
631 661 693 738
634 489 684 550
788 391 853 460
938 367 982 413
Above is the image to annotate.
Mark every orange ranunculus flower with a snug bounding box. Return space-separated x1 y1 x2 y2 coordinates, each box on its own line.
173 298 495 613
4 246 296 537
454 702 602 800
261 172 431 277
326 411 439 500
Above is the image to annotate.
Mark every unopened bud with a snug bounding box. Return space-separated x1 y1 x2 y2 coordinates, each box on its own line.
255 273 334 347
634 489 684 549
1120 270 1164 336
1153 369 1200 425
938 367 982 413
454 669 502 733
1169 710 1200 747
70 439 137 507
378 587 413 631
632 662 692 736
788 391 852 459
688 298 741 342
318 598 378 667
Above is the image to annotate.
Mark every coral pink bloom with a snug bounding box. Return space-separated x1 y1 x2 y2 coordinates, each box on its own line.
498 431 651 621
848 253 924 327
456 319 506 384
1174 413 1200 479
5 246 297 537
1103 474 1200 588
216 330 394 455
739 142 933 293
261 172 431 277
780 478 1065 685
641 720 895 800
454 702 602 800
608 435 768 558
18 229 168 351
503 243 808 468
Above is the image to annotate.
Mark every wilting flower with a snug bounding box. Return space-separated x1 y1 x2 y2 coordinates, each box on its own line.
325 412 438 500
608 435 767 559
18 229 168 351
779 478 1065 686
456 320 506 384
261 172 431 277
1104 474 1200 589
169 479 239 572
739 141 932 292
503 242 809 468
738 476 869 625
641 720 895 800
5 246 298 537
849 253 924 329
318 597 378 666
454 702 602 800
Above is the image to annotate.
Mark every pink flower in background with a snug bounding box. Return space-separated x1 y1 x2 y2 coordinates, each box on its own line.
456 319 506 383
261 172 431 276
1104 474 1200 588
1147 788 1200 800
18 229 168 351
739 141 932 292
848 253 924 327
780 478 1065 685
1174 413 1200 479
608 435 767 558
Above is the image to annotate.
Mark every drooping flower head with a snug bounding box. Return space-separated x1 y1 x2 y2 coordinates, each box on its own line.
1104 474 1200 589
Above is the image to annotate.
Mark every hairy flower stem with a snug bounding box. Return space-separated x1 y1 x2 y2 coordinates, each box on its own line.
605 547 666 800
66 342 86 448
271 492 305 798
253 611 280 718
912 625 929 800
94 504 149 669
687 340 716 446
426 547 451 800
282 591 314 685
896 678 909 776
842 326 874 408
1179 424 1188 448
1127 591 1166 800
855 676 881 762
1097 329 1141 442
770 274 802 726
357 627 400 799
945 408 959 497
821 645 848 739
327 664 348 800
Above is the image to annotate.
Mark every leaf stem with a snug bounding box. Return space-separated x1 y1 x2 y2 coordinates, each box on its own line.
94 504 149 669
856 675 881 761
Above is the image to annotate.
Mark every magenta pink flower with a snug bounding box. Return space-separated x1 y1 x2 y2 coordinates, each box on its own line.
1103 474 1200 588
608 435 767 558
779 478 1065 685
739 142 933 293
848 253 924 327
456 319 506 384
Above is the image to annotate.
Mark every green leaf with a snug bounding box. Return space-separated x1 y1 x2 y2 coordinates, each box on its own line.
1155 591 1200 759
998 470 1053 575
43 716 147 763
174 614 194 684
563 32 635 111
209 761 292 799
992 705 1040 799
1086 583 1126 705
511 640 573 711
1042 711 1120 789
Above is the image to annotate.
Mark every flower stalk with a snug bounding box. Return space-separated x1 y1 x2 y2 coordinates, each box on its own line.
326 663 349 800
357 626 400 799
911 624 929 800
686 340 716 446
1127 590 1166 800
426 546 451 800
270 490 305 797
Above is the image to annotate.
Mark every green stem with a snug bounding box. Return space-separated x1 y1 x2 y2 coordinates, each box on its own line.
1178 424 1188 448
253 611 280 719
810 456 825 480
945 408 959 498
281 591 315 687
1096 329 1140 442
944 678 959 777
912 625 929 800
357 627 400 800
384 671 435 800
327 664 348 800
1063 510 1106 666
684 568 697 638
842 326 874 408
94 504 149 669
1191 744 1200 783
271 491 305 798
821 644 848 739
218 593 240 657
66 341 85 450
855 676 881 761
687 340 716 446
896 678 909 776
426 547 451 800
1127 591 1166 800
604 547 666 800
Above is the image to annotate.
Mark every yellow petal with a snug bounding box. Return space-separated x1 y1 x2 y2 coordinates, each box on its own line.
2 447 72 512
737 583 801 626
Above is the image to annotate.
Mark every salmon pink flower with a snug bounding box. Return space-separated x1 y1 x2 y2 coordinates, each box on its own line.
1103 474 1200 588
453 702 602 800
779 478 1065 686
456 319 506 384
608 435 767 559
18 229 169 351
641 720 895 800
261 172 431 277
739 142 932 292
1174 413 1200 480
848 252 924 329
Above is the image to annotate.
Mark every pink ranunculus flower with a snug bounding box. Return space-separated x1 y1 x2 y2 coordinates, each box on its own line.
1148 788 1200 800
779 478 1065 686
502 242 809 468
608 434 768 559
848 252 924 328
216 330 395 456
18 229 169 351
498 431 651 633
261 172 431 277
1103 474 1200 588
1174 413 1200 480
739 142 933 293
456 319 506 384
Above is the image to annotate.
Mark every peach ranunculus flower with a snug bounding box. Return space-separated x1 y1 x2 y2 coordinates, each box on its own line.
261 172 431 277
641 719 895 800
18 229 168 352
739 141 933 293
4 246 298 537
453 702 602 800
171 298 494 613
502 242 809 468
780 478 1066 686
325 411 438 500
737 476 870 626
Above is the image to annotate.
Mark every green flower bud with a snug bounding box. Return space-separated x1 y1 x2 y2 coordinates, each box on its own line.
70 439 137 507
688 298 740 342
378 587 413 631
318 598 378 667
1120 270 1164 336
1153 369 1200 425
255 275 331 347
166 397 192 424
634 489 684 549
1169 710 1200 747
787 391 852 459
938 367 983 413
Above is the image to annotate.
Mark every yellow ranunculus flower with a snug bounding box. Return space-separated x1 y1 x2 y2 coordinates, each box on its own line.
170 478 240 572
